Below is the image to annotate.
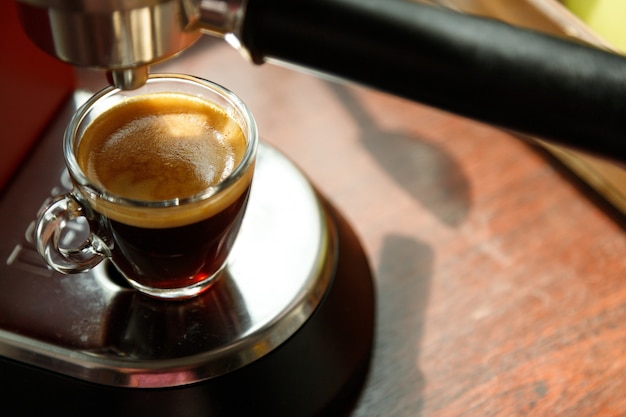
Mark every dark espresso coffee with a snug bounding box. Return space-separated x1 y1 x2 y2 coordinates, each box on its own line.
77 92 252 291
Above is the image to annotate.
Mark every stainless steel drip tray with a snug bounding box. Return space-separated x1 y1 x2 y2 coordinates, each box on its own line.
0 102 334 388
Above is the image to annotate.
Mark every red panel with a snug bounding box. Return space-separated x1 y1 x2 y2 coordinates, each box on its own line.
0 1 75 191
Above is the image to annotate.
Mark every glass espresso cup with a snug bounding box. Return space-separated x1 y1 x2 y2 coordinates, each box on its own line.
36 74 258 299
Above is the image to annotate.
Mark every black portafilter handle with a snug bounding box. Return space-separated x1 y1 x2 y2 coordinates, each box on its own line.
240 0 626 164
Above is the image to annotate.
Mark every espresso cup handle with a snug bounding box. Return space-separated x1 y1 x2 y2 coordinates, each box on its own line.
36 194 111 274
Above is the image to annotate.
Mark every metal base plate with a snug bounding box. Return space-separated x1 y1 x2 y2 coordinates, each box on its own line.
1 141 335 387
0 96 375 416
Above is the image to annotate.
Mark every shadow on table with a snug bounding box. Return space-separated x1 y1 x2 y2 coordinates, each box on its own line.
328 84 443 416
330 83 471 228
342 234 433 417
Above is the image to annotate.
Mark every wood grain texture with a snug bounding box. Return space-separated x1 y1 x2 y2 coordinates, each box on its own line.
151 38 626 417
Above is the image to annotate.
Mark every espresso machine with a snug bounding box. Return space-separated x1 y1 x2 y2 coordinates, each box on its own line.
4 0 626 416
1 1 377 416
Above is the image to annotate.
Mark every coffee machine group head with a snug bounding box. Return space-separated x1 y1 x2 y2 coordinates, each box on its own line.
14 0 626 163
14 0 245 89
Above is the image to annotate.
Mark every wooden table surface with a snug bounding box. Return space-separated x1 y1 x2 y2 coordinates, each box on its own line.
108 37 626 416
